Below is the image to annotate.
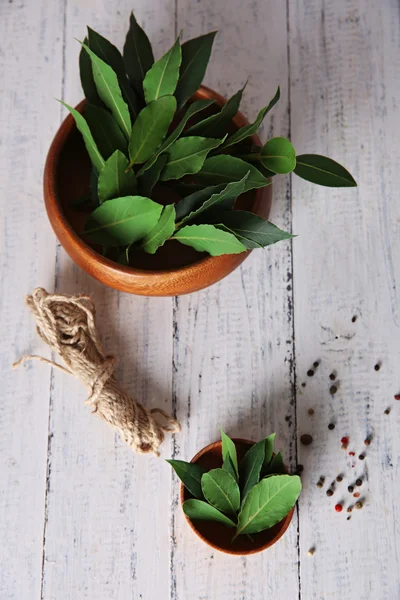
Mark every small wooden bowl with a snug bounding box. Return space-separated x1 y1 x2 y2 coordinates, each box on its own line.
44 86 272 296
180 438 295 555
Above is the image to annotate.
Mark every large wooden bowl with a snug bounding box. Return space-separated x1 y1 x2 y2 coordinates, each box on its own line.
44 85 272 296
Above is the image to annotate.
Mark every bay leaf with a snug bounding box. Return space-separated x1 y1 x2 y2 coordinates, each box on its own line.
238 440 265 501
196 155 269 192
266 451 286 475
186 84 245 137
166 459 206 499
138 154 168 197
85 104 128 159
220 429 238 477
294 154 357 187
79 37 103 107
80 42 132 139
234 475 302 538
85 195 162 246
175 184 226 221
180 174 248 225
222 455 238 481
175 32 217 109
97 150 137 203
216 211 293 249
173 224 246 256
183 499 236 528
128 95 176 166
119 77 141 121
59 100 104 173
143 37 181 104
201 468 240 517
260 137 296 174
160 136 225 181
123 11 154 97
137 99 214 176
222 86 280 150
261 433 276 474
142 204 176 254
87 27 126 78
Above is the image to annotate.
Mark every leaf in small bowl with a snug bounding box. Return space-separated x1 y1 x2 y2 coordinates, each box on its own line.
201 468 240 517
167 459 206 500
183 499 236 528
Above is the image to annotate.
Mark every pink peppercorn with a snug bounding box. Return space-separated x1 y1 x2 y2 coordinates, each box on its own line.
335 504 343 512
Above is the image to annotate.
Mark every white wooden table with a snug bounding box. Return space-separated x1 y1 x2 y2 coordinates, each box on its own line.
1 1 400 598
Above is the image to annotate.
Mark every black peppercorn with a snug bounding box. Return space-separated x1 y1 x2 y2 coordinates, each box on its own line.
374 363 380 371
336 475 343 482
359 454 365 460
328 423 335 430
300 434 313 446
326 489 334 497
330 385 338 395
356 478 362 487
313 361 319 368
348 485 354 493
307 369 314 377
329 373 336 381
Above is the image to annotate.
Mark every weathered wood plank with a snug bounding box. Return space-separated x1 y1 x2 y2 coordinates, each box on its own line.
170 2 299 599
290 1 400 598
0 1 63 598
40 3 176 599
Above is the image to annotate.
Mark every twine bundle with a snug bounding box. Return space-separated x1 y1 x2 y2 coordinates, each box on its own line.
13 288 180 455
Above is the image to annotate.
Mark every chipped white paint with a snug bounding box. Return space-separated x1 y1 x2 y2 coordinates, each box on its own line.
0 1 399 599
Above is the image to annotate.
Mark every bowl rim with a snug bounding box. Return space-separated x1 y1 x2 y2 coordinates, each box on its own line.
179 437 295 555
43 85 265 280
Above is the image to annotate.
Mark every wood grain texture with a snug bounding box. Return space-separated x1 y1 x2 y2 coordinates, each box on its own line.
0 1 63 598
290 1 400 598
1 0 400 598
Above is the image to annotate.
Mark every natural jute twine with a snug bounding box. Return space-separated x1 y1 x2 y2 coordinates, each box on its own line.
13 288 180 456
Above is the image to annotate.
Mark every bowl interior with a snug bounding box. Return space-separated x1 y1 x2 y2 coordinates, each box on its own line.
182 439 294 555
55 100 266 272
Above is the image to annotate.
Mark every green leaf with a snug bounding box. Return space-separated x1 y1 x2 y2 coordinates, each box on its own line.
180 174 249 225
137 99 214 176
186 84 245 137
119 78 141 121
222 455 238 481
222 86 280 150
143 37 182 104
59 101 104 173
138 154 168 197
80 43 132 139
166 459 206 499
128 95 176 166
90 168 99 204
195 155 269 192
238 440 265 501
142 204 176 254
84 104 128 159
97 150 137 203
262 433 276 474
123 12 155 97
260 137 296 174
79 37 103 107
87 27 126 78
173 224 246 256
266 452 286 475
234 475 301 538
85 195 162 246
201 468 240 517
216 211 293 249
175 184 226 220
175 32 217 109
220 429 239 477
183 499 236 528
294 154 357 187
160 136 225 181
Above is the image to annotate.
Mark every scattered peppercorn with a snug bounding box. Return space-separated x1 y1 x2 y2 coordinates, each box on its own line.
394 394 400 400
329 372 336 381
326 489 334 497
335 503 343 512
336 475 343 482
347 515 352 520
307 547 315 556
341 444 347 450
307 369 315 377
348 485 354 493
316 480 323 488
355 501 363 510
384 407 391 415
308 408 315 415
364 437 371 446
328 423 335 430
352 315 357 323
347 506 353 513
374 363 381 372
330 385 338 395
356 478 362 487
359 454 365 460
349 451 355 456
353 492 360 498
341 436 349 445
313 361 320 368
300 434 313 446
301 382 306 388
